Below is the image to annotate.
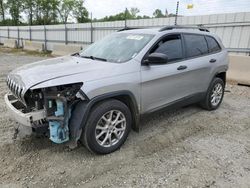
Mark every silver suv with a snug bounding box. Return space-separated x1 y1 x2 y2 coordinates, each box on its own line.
5 26 229 154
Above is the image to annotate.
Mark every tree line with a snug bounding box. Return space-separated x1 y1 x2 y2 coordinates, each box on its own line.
0 0 176 26
0 0 89 26
96 8 177 22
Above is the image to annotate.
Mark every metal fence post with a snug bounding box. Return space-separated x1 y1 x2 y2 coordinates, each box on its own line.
17 27 20 48
29 26 32 41
7 27 9 39
65 23 68 45
44 25 47 51
90 12 93 43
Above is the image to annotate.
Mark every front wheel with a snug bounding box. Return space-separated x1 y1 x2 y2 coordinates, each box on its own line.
82 99 132 154
200 77 225 110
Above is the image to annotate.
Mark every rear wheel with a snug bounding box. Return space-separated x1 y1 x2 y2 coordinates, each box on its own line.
82 99 132 154
200 77 225 110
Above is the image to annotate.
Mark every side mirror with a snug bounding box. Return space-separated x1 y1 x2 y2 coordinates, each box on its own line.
143 53 168 65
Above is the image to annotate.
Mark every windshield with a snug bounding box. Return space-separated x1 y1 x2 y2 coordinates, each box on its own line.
80 33 154 63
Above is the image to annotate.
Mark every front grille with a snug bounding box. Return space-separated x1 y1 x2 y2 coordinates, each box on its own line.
6 76 24 101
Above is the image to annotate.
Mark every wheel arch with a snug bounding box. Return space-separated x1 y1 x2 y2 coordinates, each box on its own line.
80 91 140 132
215 71 226 84
208 70 226 90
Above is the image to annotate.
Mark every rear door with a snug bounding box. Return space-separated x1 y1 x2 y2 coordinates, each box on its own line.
182 33 213 92
204 35 225 81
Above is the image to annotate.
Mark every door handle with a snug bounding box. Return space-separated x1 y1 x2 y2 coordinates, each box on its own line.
177 65 187 70
209 59 217 63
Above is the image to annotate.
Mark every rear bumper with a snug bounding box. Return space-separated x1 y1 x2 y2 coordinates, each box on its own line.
4 94 46 127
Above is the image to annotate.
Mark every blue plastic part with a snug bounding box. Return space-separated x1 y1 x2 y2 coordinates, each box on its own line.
49 99 70 144
49 121 69 144
54 100 64 117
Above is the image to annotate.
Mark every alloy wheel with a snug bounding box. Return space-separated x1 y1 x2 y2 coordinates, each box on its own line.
210 83 223 106
95 110 126 147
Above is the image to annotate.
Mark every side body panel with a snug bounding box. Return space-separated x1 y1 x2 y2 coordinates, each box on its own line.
207 49 229 85
140 53 215 113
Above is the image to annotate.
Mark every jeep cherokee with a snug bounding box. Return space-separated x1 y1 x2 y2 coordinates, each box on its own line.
5 26 229 154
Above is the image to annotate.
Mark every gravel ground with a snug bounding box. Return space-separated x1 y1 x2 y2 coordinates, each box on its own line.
0 49 250 188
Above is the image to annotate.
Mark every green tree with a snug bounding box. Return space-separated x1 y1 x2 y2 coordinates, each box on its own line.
100 12 125 22
142 15 150 19
7 0 23 25
51 0 59 24
137 15 151 19
130 7 140 19
0 0 5 22
73 0 89 23
23 0 36 25
34 0 59 25
153 9 165 18
57 0 76 23
98 8 142 22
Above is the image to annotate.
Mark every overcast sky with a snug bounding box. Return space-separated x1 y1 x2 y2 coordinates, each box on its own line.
84 0 250 19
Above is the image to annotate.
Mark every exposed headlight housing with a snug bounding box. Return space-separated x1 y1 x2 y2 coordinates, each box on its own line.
42 82 84 100
24 83 85 111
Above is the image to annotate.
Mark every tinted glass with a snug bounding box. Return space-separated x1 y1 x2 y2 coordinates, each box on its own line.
151 35 183 62
206 36 221 53
184 34 208 58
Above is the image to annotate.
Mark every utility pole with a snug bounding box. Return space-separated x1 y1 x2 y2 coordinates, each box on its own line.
124 8 128 28
175 1 179 25
90 12 93 43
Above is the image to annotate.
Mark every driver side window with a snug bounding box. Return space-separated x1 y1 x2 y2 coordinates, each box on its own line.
150 34 183 62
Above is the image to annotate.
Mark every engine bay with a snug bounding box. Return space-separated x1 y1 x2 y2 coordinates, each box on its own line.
23 83 83 144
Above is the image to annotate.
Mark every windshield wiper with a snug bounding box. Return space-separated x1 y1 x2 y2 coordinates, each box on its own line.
71 52 80 57
81 55 107 62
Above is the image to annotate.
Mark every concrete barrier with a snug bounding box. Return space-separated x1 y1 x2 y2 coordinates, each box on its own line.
23 40 44 52
3 39 17 48
52 44 82 56
228 55 250 85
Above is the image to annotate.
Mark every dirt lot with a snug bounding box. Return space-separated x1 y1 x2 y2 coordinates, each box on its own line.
0 49 250 188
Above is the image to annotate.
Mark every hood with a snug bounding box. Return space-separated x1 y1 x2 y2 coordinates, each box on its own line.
7 56 122 92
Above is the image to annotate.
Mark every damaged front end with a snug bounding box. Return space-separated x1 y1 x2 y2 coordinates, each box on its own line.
42 83 83 144
5 82 86 146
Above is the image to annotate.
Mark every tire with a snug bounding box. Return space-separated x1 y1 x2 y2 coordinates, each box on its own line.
82 99 132 154
200 77 225 111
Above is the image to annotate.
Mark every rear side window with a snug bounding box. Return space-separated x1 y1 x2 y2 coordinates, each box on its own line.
205 36 221 53
183 34 208 58
150 34 183 62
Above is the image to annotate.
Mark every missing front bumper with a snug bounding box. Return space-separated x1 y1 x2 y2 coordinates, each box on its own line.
4 94 46 127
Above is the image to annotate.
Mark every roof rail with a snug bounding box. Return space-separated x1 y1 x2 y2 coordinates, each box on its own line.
159 25 209 32
117 27 141 32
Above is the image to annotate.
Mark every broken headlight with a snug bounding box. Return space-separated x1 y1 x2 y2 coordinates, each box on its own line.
44 83 84 100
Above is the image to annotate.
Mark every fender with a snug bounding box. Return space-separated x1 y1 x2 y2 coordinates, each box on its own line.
75 90 140 132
